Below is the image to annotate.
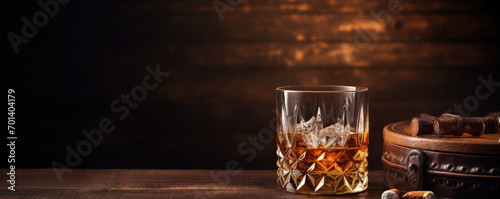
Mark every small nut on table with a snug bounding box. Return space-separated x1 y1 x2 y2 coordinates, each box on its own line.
381 189 402 199
402 191 436 199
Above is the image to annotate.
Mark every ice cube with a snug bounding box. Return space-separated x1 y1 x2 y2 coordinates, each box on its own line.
319 121 350 147
298 116 324 148
319 125 336 147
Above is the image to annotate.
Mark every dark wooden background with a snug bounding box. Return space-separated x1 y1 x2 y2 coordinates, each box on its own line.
4 0 500 170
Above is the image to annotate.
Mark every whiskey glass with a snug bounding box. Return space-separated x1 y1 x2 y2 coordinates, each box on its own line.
276 85 369 194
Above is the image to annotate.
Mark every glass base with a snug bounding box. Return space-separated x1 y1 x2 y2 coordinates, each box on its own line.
277 169 368 195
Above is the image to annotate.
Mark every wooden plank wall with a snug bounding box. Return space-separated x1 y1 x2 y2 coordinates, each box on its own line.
7 0 499 170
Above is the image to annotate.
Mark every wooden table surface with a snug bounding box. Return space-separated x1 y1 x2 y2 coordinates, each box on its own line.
1 169 385 198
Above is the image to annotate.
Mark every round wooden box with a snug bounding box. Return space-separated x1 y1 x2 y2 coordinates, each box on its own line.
382 121 500 198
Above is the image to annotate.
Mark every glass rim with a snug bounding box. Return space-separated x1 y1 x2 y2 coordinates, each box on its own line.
276 85 368 93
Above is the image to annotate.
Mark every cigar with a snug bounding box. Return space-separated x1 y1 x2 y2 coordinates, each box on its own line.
484 112 500 133
381 189 403 199
410 113 437 136
434 113 484 136
402 191 436 199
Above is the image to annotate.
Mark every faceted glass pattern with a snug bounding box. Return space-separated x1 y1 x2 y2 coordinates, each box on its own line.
276 86 369 194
